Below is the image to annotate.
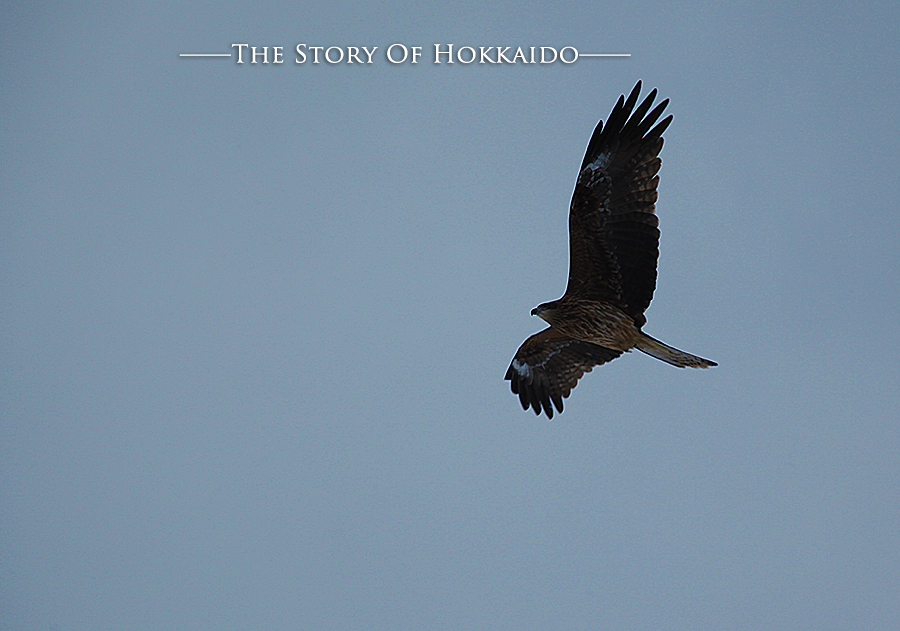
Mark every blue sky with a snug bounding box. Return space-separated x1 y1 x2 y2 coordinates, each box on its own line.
2 1 898 629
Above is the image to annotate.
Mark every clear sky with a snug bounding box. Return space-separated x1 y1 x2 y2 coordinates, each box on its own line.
2 1 898 629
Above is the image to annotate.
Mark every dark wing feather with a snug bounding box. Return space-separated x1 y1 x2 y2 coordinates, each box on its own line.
505 327 622 419
566 81 671 327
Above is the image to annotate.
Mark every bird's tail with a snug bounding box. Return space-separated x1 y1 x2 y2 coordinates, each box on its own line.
635 332 717 368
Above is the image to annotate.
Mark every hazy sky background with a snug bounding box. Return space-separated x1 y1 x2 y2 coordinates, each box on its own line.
2 1 898 629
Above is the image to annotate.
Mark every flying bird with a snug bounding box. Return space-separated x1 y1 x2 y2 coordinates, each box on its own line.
505 81 717 419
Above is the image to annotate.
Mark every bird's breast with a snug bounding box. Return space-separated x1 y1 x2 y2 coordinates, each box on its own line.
552 301 640 351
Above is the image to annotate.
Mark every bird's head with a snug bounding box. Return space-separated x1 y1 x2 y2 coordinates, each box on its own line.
531 301 558 323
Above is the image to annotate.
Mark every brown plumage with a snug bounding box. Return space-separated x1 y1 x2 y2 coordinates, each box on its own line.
505 81 716 419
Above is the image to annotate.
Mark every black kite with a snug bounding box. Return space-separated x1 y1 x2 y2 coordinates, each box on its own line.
505 82 717 419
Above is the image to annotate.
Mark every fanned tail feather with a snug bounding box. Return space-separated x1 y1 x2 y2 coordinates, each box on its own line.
636 332 717 368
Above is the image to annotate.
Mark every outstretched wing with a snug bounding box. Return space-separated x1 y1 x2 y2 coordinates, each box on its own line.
566 81 672 327
505 327 622 419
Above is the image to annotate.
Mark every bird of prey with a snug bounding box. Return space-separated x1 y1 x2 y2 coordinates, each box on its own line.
505 81 716 419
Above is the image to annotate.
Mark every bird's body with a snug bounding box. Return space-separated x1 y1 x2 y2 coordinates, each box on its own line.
532 298 639 352
505 82 716 419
